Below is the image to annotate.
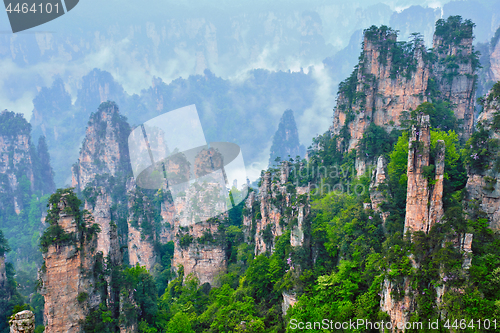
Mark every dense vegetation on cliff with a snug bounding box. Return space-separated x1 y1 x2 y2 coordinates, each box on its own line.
71 46 499 333
4 14 500 333
0 111 55 331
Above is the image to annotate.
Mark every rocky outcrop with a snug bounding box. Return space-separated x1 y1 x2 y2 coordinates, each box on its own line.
71 101 131 275
255 172 282 255
9 310 35 333
75 69 127 115
84 188 121 264
269 110 305 167
330 17 477 175
282 291 297 316
380 278 415 332
171 216 227 286
381 115 446 331
369 156 390 223
466 96 500 230
404 114 445 234
168 179 229 285
126 179 157 271
432 24 476 138
40 193 100 333
331 28 430 158
0 111 36 214
488 29 500 85
250 162 310 255
72 101 131 192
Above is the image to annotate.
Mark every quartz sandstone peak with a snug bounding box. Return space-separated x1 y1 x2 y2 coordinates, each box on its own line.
0 111 54 214
72 101 132 192
466 88 500 230
41 193 100 333
330 18 477 176
404 114 445 234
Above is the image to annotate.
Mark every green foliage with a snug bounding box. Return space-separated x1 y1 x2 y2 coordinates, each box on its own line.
337 66 359 111
462 122 498 174
77 292 89 303
357 123 400 159
387 131 409 188
0 111 31 137
39 188 101 253
422 164 436 183
434 16 475 44
39 224 75 253
0 230 10 257
486 81 500 105
179 234 194 248
166 312 194 333
83 303 115 332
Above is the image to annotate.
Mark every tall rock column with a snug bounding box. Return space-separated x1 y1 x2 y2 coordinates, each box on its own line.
40 192 100 333
432 17 477 139
382 116 446 331
404 114 445 234
71 101 130 268
71 101 131 192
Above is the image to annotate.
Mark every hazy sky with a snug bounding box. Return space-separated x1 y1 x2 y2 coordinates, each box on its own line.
0 0 497 149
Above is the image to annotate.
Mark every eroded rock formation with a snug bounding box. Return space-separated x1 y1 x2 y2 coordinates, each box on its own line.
466 96 500 230
404 114 445 234
330 18 477 176
9 310 35 333
369 156 390 223
248 162 310 256
168 180 229 285
40 194 100 333
126 179 157 271
381 115 447 331
432 27 476 138
71 101 131 192
331 29 430 153
0 110 54 214
269 110 305 167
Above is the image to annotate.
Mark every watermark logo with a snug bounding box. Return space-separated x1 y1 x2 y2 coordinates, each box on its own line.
128 105 248 225
290 164 373 197
4 0 79 33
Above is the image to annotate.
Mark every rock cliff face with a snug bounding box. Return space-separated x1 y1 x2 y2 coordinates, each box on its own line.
466 94 500 230
488 33 500 84
84 188 121 263
247 163 310 256
369 155 390 223
167 177 230 285
331 29 429 154
71 101 132 275
0 110 54 214
72 101 131 192
330 17 477 175
404 114 445 234
40 193 100 333
432 24 476 138
380 277 415 331
126 179 157 272
381 115 446 331
170 213 226 285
